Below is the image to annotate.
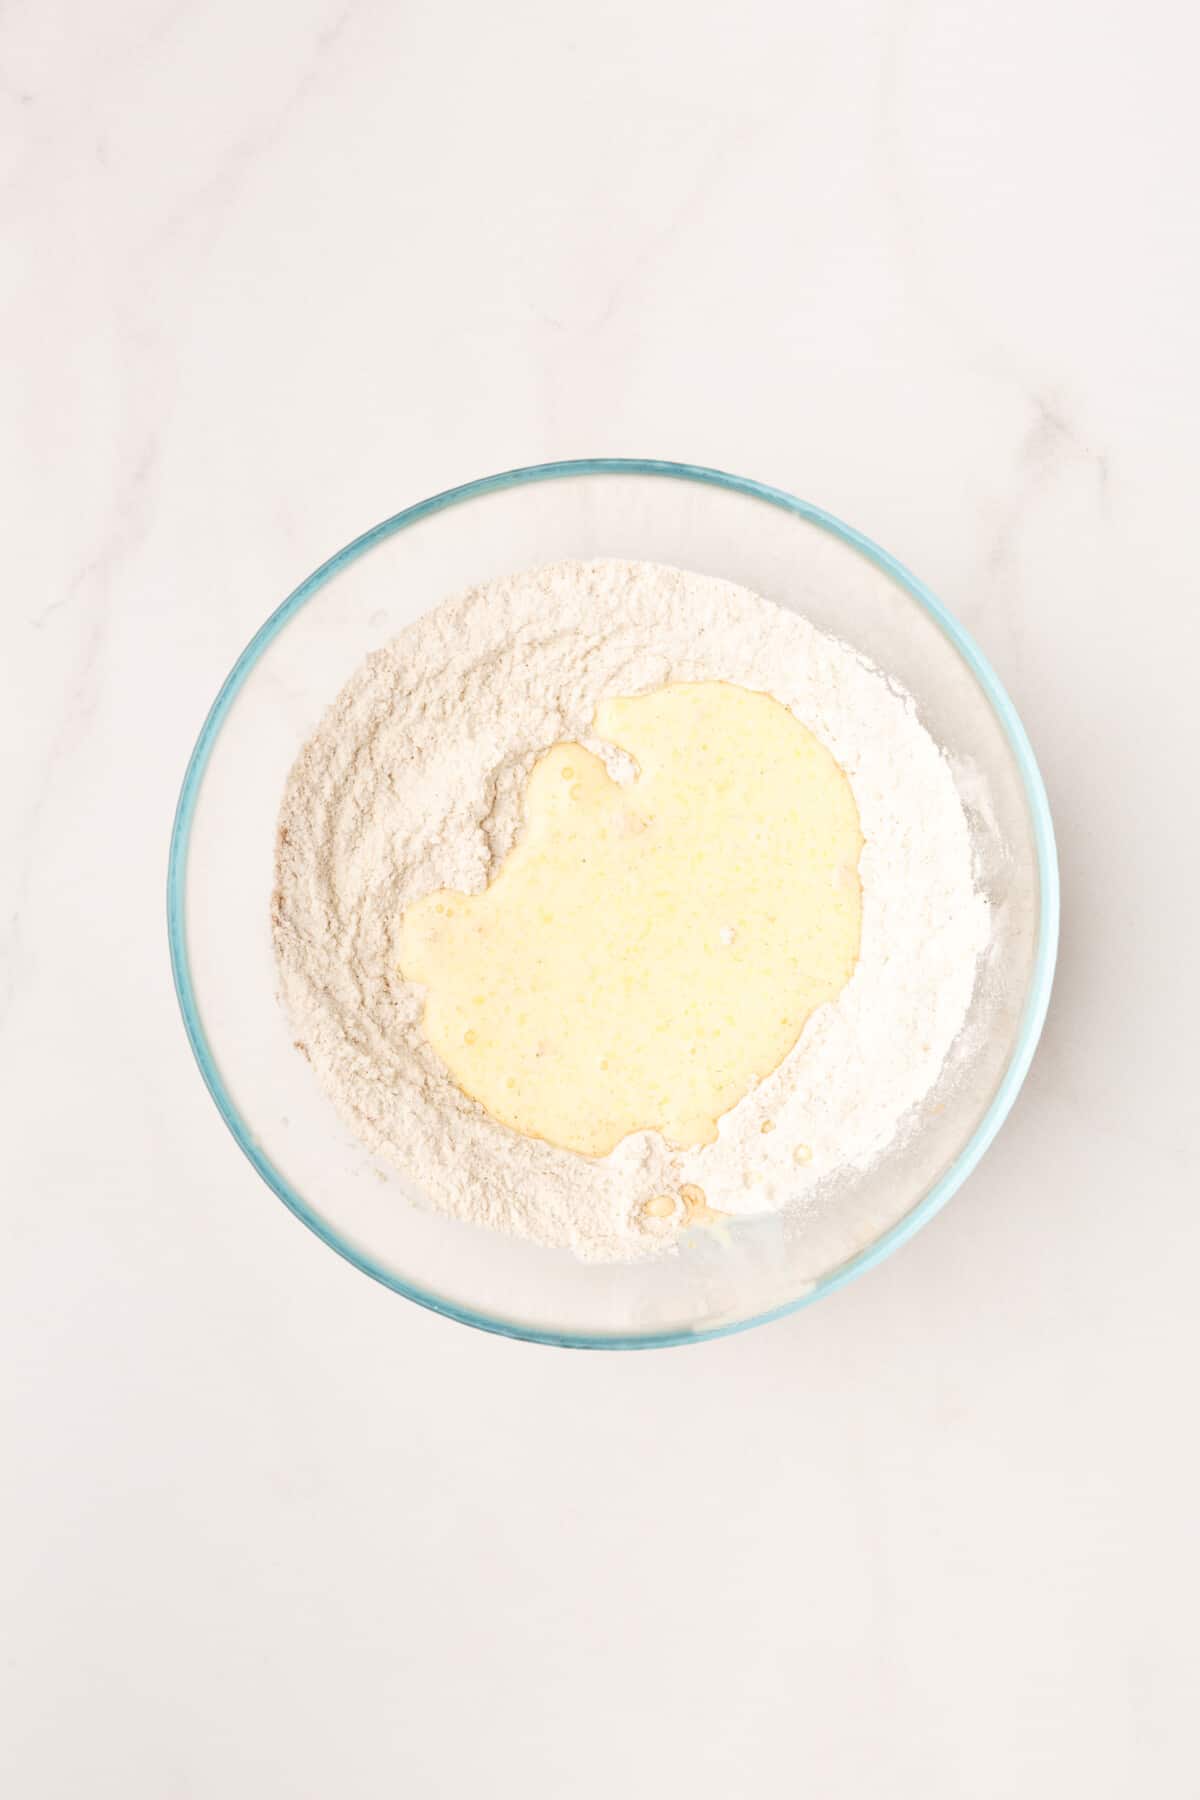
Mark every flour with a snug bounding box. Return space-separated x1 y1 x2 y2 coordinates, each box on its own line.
272 560 989 1261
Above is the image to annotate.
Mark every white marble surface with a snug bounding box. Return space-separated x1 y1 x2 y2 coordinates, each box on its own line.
4 2 1199 1793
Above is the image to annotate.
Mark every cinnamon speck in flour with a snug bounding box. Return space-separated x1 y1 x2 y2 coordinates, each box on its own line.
271 560 989 1261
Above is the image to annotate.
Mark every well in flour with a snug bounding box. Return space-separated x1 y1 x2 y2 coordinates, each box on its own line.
271 559 989 1262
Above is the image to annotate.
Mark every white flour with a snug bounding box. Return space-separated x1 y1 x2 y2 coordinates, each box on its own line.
272 560 989 1261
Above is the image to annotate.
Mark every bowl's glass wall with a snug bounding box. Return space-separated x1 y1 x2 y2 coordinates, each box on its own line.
175 466 1053 1344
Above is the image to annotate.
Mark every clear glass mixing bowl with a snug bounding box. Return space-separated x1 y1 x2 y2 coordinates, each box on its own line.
167 460 1058 1347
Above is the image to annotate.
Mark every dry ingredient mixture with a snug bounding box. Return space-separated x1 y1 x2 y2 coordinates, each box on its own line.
272 559 990 1261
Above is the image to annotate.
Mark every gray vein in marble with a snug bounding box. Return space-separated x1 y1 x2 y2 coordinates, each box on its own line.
588 121 757 335
31 433 160 631
2 423 163 1033
973 386 1112 686
528 119 758 336
140 0 358 256
985 388 1112 576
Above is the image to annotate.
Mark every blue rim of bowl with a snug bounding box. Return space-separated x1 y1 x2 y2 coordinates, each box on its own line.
167 458 1059 1350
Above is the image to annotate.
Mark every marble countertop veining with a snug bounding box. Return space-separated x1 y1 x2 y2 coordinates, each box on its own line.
3 2 1199 1795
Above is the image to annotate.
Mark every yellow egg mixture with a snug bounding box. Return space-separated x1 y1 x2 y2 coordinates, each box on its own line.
397 682 863 1157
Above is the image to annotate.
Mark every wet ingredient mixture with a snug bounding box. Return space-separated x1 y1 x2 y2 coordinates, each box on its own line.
397 681 863 1155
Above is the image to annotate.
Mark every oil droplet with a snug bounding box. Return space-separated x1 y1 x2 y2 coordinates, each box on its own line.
560 765 574 780
679 1183 726 1227
463 1029 478 1045
793 1143 812 1165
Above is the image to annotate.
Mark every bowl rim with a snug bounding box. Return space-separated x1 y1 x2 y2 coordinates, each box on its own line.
166 457 1060 1350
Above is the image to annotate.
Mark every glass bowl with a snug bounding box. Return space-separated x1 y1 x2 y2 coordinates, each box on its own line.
168 460 1058 1348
